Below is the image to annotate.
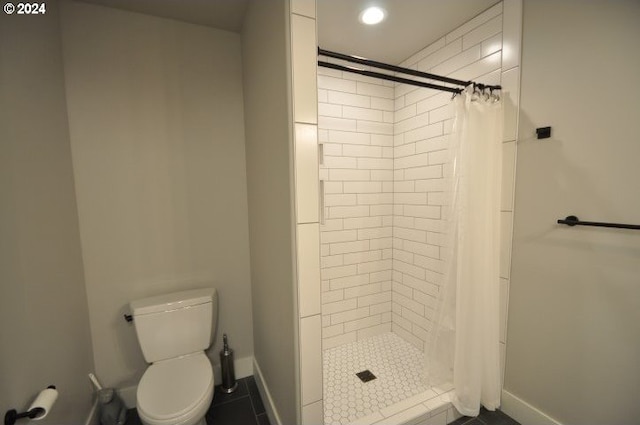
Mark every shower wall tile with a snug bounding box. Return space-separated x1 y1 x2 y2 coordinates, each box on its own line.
291 0 315 18
431 45 482 76
343 105 383 121
358 322 392 340
482 33 504 57
294 123 319 223
500 278 509 343
499 0 521 385
319 116 357 132
356 82 394 99
326 90 371 108
502 67 521 142
373 98 395 112
417 38 462 73
462 15 503 50
392 322 424 349
300 314 322 405
447 51 502 84
502 141 516 211
445 2 502 44
400 37 446 70
502 0 523 71
290 0 322 420
392 6 507 352
319 69 394 349
302 400 323 425
324 331 357 350
500 211 513 279
297 223 321 317
500 341 507 388
291 14 317 124
318 75 357 93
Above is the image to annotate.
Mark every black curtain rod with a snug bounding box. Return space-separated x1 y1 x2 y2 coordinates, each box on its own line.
318 48 501 92
318 61 462 94
557 215 640 230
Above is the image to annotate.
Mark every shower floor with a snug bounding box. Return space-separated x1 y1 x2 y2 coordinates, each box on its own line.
323 332 454 425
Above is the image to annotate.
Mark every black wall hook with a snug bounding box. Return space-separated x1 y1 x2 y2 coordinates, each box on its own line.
536 126 551 139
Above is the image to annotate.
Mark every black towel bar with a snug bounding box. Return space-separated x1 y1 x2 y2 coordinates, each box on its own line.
557 215 640 230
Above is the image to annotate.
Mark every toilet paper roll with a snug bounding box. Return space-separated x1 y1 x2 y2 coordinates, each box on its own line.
27 387 58 420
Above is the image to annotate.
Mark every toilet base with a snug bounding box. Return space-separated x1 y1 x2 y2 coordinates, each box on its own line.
140 415 207 425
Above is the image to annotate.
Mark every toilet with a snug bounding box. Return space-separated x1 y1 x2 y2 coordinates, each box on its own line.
130 288 217 425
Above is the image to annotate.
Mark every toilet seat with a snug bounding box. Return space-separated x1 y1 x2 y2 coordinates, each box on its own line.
137 352 214 425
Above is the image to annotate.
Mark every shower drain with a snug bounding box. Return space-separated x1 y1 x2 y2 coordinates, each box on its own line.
355 370 377 383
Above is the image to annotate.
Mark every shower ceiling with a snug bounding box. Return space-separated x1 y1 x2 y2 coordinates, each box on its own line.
318 0 498 64
76 0 498 65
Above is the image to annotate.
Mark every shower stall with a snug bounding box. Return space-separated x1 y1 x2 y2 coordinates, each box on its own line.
315 2 519 424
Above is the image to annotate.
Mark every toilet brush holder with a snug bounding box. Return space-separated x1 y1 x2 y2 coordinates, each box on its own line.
89 373 126 425
219 334 238 393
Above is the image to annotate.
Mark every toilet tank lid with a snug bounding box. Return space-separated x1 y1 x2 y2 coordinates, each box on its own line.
131 288 216 316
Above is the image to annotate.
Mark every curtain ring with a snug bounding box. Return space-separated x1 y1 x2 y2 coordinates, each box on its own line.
491 87 501 102
471 83 479 100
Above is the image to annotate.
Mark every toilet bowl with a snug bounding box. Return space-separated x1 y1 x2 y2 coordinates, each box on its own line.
130 288 218 425
137 353 214 425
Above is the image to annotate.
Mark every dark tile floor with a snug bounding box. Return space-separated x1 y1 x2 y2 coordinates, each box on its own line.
126 376 519 425
450 407 521 425
126 376 270 425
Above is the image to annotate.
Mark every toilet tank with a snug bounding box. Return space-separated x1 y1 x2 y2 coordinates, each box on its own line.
130 288 217 363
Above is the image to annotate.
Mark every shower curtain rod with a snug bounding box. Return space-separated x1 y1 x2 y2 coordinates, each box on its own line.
318 48 501 94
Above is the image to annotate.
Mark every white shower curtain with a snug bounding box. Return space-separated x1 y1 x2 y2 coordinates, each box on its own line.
426 86 503 416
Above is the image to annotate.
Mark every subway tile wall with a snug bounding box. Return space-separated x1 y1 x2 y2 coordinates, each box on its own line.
291 1 324 424
318 67 396 350
318 1 518 373
392 3 504 351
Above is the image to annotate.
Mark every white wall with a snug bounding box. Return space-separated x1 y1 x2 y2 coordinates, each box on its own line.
505 1 640 424
0 1 95 422
242 0 298 424
60 1 253 389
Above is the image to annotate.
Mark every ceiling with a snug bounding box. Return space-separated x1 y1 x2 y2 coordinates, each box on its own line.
318 0 498 64
75 0 497 65
76 0 249 32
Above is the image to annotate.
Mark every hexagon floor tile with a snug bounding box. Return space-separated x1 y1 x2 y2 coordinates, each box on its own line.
323 332 427 425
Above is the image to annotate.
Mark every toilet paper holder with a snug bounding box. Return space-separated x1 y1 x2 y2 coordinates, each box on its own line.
4 386 55 425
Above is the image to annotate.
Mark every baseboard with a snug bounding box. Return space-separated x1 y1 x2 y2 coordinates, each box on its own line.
501 390 563 425
253 358 283 425
117 355 255 409
84 397 100 425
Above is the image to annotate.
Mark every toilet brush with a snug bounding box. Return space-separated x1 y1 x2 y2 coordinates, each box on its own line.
89 373 127 425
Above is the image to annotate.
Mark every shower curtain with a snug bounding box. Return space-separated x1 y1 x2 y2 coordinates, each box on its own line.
426 86 503 416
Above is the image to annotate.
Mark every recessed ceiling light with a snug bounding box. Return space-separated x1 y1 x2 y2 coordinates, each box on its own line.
359 6 386 25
